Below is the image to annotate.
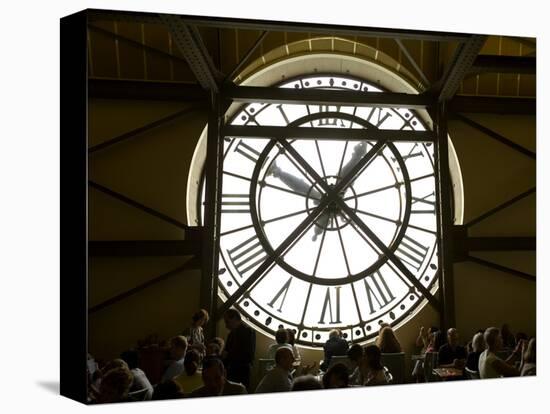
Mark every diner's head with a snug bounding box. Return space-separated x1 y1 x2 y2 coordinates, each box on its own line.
152 380 184 400
286 328 296 346
192 309 210 327
275 347 295 371
472 332 486 353
524 338 536 364
206 337 225 355
184 349 201 376
102 358 129 374
292 375 322 391
447 328 459 347
362 345 383 371
347 344 364 363
377 326 401 352
275 328 289 345
98 367 133 403
223 309 242 330
322 363 349 389
328 328 342 339
378 322 390 334
484 327 502 351
169 335 188 360
201 357 226 395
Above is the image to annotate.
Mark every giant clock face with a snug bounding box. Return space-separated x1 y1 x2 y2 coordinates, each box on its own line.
202 74 439 347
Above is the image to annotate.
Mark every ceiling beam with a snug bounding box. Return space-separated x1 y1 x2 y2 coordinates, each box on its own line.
451 113 536 160
438 35 488 102
89 240 202 257
88 79 208 102
224 85 433 109
158 14 223 92
469 55 536 75
87 9 472 42
225 31 269 83
449 95 535 115
223 125 434 142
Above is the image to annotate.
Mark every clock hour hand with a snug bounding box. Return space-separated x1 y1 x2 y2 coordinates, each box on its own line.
312 211 330 241
268 161 322 199
338 141 369 182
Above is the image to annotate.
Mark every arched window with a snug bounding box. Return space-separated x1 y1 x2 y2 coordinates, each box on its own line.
187 52 464 347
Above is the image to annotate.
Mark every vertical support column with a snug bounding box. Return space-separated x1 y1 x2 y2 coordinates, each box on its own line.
200 93 225 339
60 10 88 403
433 102 456 331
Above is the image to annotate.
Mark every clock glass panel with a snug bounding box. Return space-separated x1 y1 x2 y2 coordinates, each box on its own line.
201 74 439 347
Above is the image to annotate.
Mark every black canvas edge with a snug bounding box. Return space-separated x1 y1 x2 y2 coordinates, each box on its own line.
60 9 88 404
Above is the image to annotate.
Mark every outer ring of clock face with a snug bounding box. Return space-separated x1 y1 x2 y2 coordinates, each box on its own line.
247 112 413 286
210 73 439 347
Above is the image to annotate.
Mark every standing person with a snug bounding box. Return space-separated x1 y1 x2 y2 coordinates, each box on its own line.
286 328 302 365
187 309 209 355
222 309 256 390
320 329 348 371
479 327 523 378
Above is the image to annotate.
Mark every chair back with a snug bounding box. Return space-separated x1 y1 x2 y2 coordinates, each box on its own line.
383 366 394 384
258 358 275 380
423 352 439 382
380 353 405 384
465 367 480 380
128 388 150 401
328 355 353 370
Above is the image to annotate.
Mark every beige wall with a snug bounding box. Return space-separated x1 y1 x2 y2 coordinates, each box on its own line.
87 98 535 383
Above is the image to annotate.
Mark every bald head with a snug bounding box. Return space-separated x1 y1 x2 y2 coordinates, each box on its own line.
447 328 459 347
275 347 294 371
484 327 502 350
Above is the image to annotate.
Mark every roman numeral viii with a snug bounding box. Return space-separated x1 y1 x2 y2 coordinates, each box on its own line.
395 235 429 272
227 235 267 276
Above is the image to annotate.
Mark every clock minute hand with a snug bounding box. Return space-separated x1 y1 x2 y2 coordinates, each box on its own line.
338 141 369 182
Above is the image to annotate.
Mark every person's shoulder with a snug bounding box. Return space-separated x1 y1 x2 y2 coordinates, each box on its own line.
225 380 247 395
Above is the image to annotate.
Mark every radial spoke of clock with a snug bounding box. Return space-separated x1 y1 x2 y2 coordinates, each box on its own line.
218 191 333 314
343 181 399 202
334 213 366 331
220 207 311 237
314 140 327 179
335 201 440 310
337 140 350 178
356 208 400 225
409 172 434 183
334 213 352 276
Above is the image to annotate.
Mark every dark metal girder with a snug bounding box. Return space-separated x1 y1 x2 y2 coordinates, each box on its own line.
223 125 435 142
395 39 430 89
469 55 536 75
87 9 472 42
158 14 222 92
465 187 536 228
438 35 488 102
89 240 202 257
88 257 200 314
451 113 535 160
467 237 535 251
89 105 206 154
449 95 535 115
224 85 432 108
89 181 188 230
467 255 535 282
88 79 208 102
225 31 269 83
